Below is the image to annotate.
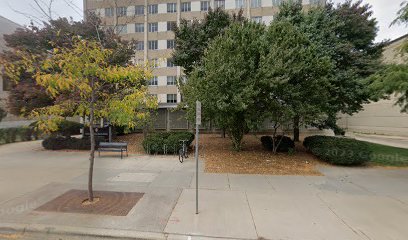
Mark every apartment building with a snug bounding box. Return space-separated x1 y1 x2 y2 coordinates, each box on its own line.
83 0 324 130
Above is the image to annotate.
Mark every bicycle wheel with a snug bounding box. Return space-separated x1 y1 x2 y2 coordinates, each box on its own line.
179 148 184 163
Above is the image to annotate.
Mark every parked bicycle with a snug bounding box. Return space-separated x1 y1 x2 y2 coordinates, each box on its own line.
178 139 189 163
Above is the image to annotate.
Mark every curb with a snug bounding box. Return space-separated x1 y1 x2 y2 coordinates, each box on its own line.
0 222 166 240
0 223 244 240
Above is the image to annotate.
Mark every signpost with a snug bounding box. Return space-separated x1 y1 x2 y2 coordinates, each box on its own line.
195 101 201 214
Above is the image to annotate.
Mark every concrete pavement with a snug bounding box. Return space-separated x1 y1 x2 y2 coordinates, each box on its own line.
0 141 407 240
351 132 408 149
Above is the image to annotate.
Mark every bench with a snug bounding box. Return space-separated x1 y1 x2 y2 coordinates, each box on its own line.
98 142 128 159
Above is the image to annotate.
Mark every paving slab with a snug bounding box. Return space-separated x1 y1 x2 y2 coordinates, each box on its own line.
267 176 321 195
246 191 364 240
150 172 194 188
108 172 158 182
319 193 408 240
165 189 258 239
0 182 182 233
190 173 230 190
228 174 274 192
140 158 180 171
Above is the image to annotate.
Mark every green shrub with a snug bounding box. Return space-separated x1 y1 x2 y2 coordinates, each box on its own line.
1 128 18 143
42 136 93 150
20 127 33 141
261 135 295 153
30 120 82 137
143 131 195 154
303 135 371 166
0 127 36 143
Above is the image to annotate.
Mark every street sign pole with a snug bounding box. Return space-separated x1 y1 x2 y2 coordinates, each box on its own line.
195 101 201 215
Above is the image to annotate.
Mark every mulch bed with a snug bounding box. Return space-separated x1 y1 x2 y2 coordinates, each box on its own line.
117 133 322 176
35 189 144 216
200 134 322 175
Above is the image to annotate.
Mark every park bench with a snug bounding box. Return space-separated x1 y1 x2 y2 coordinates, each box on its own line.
98 142 128 159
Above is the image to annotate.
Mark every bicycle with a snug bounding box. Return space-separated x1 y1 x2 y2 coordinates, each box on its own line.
178 139 189 163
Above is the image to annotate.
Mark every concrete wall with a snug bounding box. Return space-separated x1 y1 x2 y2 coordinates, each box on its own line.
337 35 408 136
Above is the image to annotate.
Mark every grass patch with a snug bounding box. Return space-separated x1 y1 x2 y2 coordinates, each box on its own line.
367 142 408 167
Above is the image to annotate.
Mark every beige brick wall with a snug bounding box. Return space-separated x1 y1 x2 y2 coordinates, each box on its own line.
337 35 408 136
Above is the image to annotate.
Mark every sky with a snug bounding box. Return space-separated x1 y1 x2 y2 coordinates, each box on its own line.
0 0 406 42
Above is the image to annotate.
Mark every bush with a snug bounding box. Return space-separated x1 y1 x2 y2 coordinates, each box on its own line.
0 127 34 143
42 136 94 150
30 120 82 137
303 135 371 166
143 131 195 154
261 135 295 153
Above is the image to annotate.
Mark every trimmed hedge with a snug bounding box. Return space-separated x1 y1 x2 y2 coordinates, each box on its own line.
42 136 95 150
0 127 37 143
142 131 195 154
303 135 371 166
261 135 295 153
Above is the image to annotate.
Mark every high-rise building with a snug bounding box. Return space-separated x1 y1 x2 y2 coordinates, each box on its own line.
83 0 324 130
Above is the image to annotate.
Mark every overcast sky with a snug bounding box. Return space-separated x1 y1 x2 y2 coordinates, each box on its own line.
0 0 406 42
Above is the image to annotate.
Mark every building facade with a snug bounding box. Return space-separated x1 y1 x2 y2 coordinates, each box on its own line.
338 34 408 137
83 0 324 131
0 16 24 125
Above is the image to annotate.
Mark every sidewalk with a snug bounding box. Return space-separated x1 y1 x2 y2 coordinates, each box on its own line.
351 132 408 149
0 141 408 240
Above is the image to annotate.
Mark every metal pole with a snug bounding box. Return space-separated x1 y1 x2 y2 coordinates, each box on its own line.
195 124 199 214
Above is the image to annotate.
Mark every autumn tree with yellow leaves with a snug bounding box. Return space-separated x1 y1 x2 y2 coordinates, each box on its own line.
21 38 157 202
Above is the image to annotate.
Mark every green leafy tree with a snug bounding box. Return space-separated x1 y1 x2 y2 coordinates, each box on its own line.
258 20 332 148
173 8 244 75
29 39 157 202
181 21 265 151
276 0 383 139
393 1 408 25
368 2 408 112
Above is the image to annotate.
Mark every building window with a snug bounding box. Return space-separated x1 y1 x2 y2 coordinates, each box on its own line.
148 4 158 14
167 3 177 13
251 0 261 8
134 58 144 65
235 0 245 8
135 23 144 32
181 2 191 12
201 1 210 11
167 58 175 67
135 5 144 15
116 7 127 17
105 8 114 17
167 94 177 103
167 76 177 85
251 16 262 23
148 22 158 32
272 0 281 6
148 40 158 50
149 76 158 86
214 0 225 9
136 41 144 50
151 58 159 68
115 25 127 34
167 40 175 49
167 21 177 31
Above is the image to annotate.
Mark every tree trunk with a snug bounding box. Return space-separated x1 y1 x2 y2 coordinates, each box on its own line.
221 128 226 138
88 81 96 202
230 128 244 151
293 115 300 142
